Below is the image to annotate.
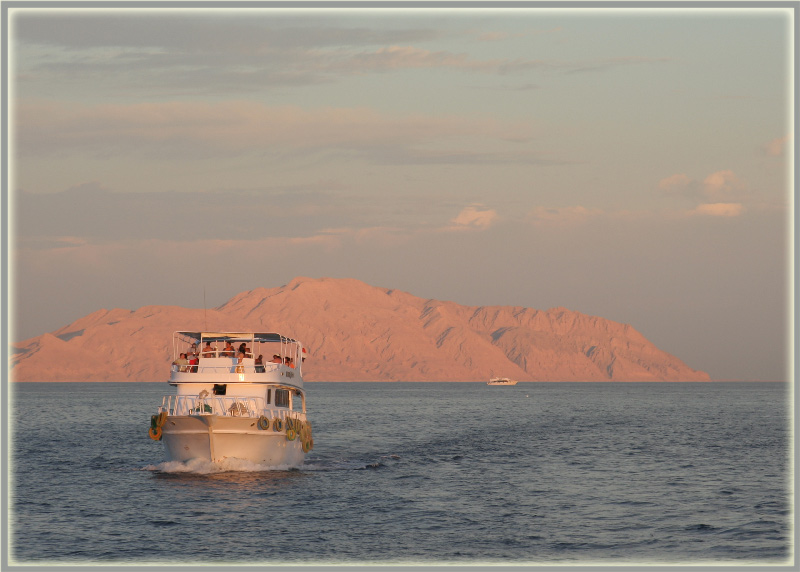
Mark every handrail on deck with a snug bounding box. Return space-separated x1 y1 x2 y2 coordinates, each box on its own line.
170 363 287 374
159 395 262 417
158 395 307 422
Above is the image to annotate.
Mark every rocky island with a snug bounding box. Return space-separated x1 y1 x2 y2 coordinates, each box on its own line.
11 276 710 382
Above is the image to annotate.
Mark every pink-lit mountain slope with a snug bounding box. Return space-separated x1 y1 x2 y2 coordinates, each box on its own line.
11 277 710 382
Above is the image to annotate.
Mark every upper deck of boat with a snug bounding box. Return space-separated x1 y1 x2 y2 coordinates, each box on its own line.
170 331 305 387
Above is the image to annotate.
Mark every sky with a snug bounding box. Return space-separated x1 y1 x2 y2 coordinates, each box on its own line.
6 5 795 381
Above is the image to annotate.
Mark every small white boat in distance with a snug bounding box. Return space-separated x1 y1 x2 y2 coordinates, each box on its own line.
148 331 312 467
488 377 518 386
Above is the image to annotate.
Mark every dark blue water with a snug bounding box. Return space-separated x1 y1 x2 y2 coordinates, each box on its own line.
10 382 792 565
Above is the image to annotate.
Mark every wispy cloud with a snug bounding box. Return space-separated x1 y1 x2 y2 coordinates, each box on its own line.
658 170 751 218
687 203 745 217
15 100 535 163
702 170 743 198
471 26 563 42
763 134 790 157
468 82 541 92
14 15 544 97
14 185 502 248
659 169 747 203
523 201 749 225
339 50 671 77
658 173 694 195
526 205 604 226
14 13 671 99
562 56 671 75
13 14 441 53
446 205 498 231
337 45 525 74
14 185 352 244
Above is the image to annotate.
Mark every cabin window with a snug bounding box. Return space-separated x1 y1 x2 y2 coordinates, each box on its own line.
266 389 271 405
213 384 227 396
275 389 290 408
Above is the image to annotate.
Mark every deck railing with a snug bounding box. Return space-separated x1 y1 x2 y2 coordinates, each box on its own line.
158 395 306 422
170 361 297 375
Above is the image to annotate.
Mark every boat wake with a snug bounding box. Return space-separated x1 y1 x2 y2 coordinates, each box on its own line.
142 457 301 474
302 454 401 472
142 454 401 474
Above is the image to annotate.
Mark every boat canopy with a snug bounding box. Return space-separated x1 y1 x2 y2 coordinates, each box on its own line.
172 331 306 367
175 332 301 345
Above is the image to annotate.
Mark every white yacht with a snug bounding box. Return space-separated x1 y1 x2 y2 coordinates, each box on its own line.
148 331 312 467
487 377 518 386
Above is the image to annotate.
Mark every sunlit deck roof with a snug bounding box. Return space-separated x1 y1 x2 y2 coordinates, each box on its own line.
175 331 301 344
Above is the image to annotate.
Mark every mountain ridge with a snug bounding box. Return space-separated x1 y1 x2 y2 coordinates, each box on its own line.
11 276 710 382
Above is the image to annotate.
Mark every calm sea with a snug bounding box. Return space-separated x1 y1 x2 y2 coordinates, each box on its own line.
9 382 792 567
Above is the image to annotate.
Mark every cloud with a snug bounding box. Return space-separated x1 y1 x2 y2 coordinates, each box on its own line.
13 13 671 100
343 50 670 77
446 205 498 231
342 46 510 74
472 27 563 42
366 146 556 166
687 203 745 217
526 205 604 226
14 14 441 53
468 82 541 92
702 170 742 198
659 169 747 206
13 14 548 98
658 171 752 219
562 56 671 75
14 185 354 244
764 135 790 157
15 100 534 163
15 184 487 248
658 173 694 195
475 31 517 42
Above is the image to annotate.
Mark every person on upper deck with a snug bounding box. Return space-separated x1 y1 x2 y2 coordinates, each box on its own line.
235 351 245 373
173 353 189 373
270 354 282 364
255 354 265 373
201 342 215 358
221 342 235 357
286 357 295 369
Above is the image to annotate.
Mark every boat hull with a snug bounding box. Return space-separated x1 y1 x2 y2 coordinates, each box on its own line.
161 415 305 467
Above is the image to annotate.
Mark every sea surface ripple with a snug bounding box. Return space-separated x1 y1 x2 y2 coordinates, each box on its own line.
10 381 791 566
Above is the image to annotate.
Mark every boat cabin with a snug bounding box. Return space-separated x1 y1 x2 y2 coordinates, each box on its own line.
169 331 305 385
164 331 308 418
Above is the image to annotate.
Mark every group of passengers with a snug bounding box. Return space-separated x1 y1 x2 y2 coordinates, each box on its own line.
171 342 299 373
197 341 252 358
269 354 297 368
172 349 198 373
